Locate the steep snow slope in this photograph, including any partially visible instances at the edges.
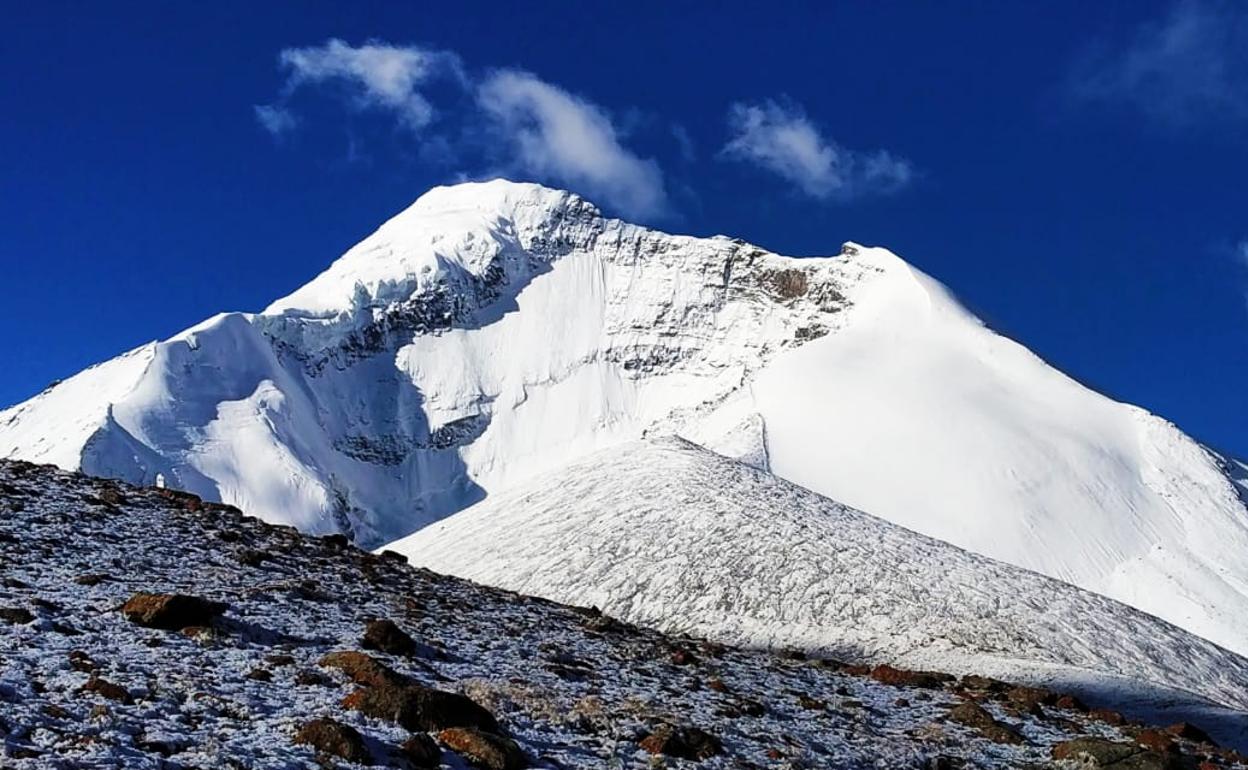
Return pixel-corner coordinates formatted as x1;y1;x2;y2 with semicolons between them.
3;179;1248;656
0;181;859;545
738;252;1248;655
391;437;1248;723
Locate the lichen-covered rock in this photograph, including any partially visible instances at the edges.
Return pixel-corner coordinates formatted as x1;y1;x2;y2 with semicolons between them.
318;650;408;687
438;727;527;769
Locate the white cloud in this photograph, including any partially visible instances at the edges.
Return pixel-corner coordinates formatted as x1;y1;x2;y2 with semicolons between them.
254;104;297;136
264;39;463;132
1237;240;1248;267
476;70;667;218
1072;0;1248;124
671;124;696;162
721;99;912;200
256;41;668;218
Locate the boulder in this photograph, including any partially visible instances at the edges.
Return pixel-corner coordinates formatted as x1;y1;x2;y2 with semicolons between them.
0;607;34;624
947;701;1023;745
399;734;441;767
80;675;132;704
120;593;227;630
438;727;527;769
318;650;408;688
1165;722;1215;746
343;683;498;733
1055;693;1090;712
639;724;722;761
870;664;953;689
959;674;1008;693
1005;685;1054;710
362;619;419;657
1133;729;1177;754
1051;738;1178;769
293;718;371;765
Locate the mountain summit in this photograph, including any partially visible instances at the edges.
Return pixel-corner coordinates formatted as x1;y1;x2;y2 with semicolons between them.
4;179;1248;656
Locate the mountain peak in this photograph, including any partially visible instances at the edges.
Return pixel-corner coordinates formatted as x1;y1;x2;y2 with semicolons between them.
8;183;1248;664
406;178;599;221
263;179;603;318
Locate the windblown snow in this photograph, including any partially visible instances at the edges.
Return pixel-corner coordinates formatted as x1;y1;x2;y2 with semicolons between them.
391;437;1248;723
4;179;1248;661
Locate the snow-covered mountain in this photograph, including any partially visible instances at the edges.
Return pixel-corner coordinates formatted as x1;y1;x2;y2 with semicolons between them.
391;437;1248;723
4;179;1248;658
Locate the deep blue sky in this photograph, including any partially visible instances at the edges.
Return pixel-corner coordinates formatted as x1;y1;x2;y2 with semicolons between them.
3;2;1247;453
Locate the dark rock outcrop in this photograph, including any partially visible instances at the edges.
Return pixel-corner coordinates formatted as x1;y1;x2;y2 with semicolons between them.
120;593;227;630
293;718;371;764
639;724;722;761
343;683;498;733
362;618;419;657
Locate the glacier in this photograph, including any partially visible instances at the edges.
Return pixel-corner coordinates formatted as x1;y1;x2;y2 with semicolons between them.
390;437;1248;730
4;179;1248;660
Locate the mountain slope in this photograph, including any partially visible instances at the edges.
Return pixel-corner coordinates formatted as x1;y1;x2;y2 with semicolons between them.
14;461;1248;768
390;437;1248;726
3;179;1248;657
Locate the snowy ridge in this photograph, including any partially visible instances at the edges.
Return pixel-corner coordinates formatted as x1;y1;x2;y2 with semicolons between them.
0;180;865;546
391;437;1248;718
4;179;1248;658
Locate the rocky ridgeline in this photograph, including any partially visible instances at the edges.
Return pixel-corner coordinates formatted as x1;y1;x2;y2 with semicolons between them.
0;460;1244;769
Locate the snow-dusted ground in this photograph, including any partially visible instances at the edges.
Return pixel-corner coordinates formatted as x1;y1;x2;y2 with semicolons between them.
392;437;1248;738
5;179;1248;660
4;459;1247;768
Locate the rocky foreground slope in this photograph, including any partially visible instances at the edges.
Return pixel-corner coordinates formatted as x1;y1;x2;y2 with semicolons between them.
3;460;1248;769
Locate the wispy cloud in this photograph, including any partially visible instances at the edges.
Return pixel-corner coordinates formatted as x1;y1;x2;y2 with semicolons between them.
254;104;297;136
721;99;912;200
1071;0;1248;125
476;70;666;219
671;124;696;163
258;39;463;135
256;40;666;218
